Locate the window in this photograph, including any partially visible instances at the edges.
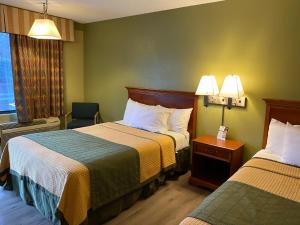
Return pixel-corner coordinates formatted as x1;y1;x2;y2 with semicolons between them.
0;33;15;114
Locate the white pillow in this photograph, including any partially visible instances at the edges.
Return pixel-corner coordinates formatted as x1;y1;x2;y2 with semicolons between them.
130;106;169;133
265;119;286;155
158;105;192;135
282;123;300;167
123;98;137;126
170;108;193;134
123;99;156;126
123;99;169;132
157;105;174;130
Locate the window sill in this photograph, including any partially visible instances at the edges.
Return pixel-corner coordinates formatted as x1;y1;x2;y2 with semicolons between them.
0;113;17;124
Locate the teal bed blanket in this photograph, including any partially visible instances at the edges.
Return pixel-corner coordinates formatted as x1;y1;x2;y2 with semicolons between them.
190;181;300;225
186;157;300;225
25;129;140;210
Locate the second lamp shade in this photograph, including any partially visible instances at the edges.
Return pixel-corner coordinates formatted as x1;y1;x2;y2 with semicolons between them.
220;75;244;98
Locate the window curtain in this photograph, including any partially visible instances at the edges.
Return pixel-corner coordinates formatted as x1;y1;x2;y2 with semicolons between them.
0;5;5;33
10;34;64;123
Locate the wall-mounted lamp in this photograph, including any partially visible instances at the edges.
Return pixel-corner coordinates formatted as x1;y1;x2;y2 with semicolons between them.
195;74;247;126
196;75;219;107
219;75;245;109
219;74;245;126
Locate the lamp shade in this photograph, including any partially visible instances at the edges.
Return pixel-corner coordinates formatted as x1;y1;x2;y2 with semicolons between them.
28;19;61;40
196;75;219;96
220;75;244;98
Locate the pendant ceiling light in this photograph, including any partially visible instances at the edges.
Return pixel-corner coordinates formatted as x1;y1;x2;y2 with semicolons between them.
28;0;61;40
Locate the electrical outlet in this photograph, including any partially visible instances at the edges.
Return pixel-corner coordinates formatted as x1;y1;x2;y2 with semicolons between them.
208;96;226;105
233;97;247;107
208;96;247;108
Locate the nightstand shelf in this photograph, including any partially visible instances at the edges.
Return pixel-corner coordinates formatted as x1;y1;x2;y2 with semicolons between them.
193;151;230;163
189;135;244;190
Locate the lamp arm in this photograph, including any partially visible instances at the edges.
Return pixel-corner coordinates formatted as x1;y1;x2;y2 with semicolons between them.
227;97;233;109
204;95;209;107
221;105;225;126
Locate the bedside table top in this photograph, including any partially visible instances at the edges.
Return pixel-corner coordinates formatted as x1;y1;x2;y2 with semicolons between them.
193;135;244;151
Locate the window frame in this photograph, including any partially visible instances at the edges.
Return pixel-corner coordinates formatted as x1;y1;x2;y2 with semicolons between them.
0;110;16;115
0;32;16;114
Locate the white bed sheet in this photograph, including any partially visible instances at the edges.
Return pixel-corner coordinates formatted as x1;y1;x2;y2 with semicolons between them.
253;149;282;162
115;120;190;151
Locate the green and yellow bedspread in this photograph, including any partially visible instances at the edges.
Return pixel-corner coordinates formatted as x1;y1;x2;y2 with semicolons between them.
180;157;300;225
0;122;176;225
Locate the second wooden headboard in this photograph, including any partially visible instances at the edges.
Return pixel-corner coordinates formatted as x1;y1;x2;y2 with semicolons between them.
126;87;198;139
262;98;300;148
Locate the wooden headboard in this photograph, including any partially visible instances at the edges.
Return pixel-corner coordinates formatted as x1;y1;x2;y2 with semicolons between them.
126;87;198;139
262;98;300;148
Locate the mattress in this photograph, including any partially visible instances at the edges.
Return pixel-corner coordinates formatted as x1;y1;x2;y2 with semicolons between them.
180;150;300;225
0;122;176;225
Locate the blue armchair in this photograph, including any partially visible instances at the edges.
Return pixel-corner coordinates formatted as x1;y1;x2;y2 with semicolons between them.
65;102;102;129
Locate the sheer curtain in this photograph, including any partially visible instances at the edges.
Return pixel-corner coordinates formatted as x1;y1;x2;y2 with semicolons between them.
10;34;64;123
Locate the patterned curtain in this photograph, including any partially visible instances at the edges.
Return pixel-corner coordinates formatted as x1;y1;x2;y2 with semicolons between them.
10;34;64;123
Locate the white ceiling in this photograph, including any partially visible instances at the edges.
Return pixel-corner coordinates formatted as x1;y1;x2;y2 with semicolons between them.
0;0;224;23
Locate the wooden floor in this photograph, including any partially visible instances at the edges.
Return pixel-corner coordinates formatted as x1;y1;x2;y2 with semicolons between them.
0;172;210;225
0;186;53;225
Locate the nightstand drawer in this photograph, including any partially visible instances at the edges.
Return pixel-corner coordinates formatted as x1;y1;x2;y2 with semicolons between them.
194;144;231;162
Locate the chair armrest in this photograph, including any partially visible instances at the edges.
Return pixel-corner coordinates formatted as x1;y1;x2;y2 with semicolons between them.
64;112;72;129
94;112;99;124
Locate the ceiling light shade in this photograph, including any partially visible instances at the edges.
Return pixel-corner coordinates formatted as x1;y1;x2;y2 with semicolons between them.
220;75;244;98
28;0;61;40
196;75;219;96
28;19;61;40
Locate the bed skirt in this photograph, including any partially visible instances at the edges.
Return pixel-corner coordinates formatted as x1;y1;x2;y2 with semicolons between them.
175;147;191;174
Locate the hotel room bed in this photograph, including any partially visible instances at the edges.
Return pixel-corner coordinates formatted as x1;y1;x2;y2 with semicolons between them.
0;87;198;225
180;99;300;225
180;153;300;225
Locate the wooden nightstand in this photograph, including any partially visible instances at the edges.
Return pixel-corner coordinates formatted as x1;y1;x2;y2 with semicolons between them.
189;135;244;190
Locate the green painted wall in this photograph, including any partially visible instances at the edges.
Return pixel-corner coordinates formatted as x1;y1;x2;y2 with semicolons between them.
64;29;85;112
83;0;300;160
